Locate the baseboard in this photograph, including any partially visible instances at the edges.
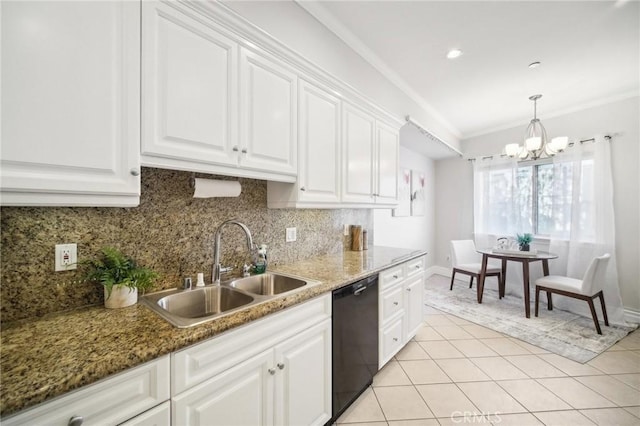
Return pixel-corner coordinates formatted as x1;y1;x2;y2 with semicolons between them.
624;308;640;324
425;266;449;278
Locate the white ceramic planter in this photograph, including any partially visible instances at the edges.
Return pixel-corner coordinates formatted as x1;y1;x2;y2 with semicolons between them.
104;285;138;309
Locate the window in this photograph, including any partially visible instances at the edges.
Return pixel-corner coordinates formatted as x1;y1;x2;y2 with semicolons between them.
474;156;595;241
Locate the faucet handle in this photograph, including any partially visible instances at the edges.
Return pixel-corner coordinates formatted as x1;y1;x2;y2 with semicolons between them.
242;263;252;277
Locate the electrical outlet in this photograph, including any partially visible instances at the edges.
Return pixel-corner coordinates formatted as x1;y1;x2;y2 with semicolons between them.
285;227;297;242
55;243;77;271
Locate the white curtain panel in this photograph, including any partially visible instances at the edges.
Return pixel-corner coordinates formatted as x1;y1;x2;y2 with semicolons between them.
472;136;626;325
548;136;625;325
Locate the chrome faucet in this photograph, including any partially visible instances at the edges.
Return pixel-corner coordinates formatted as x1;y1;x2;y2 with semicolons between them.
212;219;256;284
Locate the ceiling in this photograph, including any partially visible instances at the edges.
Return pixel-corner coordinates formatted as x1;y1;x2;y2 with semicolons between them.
299;1;640;141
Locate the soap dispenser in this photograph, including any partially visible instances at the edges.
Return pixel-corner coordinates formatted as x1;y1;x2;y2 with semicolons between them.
254;244;268;274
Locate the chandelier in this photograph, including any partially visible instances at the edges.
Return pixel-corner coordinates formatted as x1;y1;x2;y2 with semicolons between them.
505;94;569;160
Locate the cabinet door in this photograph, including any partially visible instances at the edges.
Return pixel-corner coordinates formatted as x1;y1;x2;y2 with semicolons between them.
141;1;238;167
376;122;400;205
240;48;297;176
274;319;331;426
297;80;341;203
173;350;275;426
342;103;375;203
1;0;140;207
404;276;425;341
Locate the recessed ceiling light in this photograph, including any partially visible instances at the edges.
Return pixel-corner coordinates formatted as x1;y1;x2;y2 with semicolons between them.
446;49;463;59
528;61;541;69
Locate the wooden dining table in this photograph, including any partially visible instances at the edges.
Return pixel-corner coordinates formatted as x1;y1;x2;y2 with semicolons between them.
476;248;558;318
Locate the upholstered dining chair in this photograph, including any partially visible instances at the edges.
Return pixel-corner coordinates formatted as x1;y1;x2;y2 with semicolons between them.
535;253;610;335
450;240;502;292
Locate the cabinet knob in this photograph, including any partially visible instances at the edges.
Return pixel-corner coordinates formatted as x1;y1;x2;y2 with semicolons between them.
68;416;84;426
407;288;412;292
300;187;306;192
232;146;239;152
393;274;398;279
241;148;248;154
268;368;276;375
393;337;398;342
277;363;285;370
393;301;399;306
130;168;140;176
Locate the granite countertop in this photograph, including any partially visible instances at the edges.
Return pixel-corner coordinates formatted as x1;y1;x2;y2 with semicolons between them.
0;246;426;417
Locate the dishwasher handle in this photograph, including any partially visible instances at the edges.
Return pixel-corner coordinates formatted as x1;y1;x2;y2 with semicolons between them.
353;286;367;296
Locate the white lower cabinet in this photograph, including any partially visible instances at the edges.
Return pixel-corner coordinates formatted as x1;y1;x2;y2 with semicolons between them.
379;256;426;368
172;295;332;426
1;356;170;426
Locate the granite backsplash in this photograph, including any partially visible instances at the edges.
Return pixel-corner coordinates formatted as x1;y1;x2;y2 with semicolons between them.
0;168;372;323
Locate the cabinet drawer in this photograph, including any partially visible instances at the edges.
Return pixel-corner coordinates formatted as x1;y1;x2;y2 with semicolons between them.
379;266;405;290
380;285;404;324
172;294;331;395
405;256;426;278
2;356;170;426
120;401;170;426
379;317;404;368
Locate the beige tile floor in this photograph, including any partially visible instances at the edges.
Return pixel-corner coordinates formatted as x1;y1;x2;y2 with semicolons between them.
336;305;640;426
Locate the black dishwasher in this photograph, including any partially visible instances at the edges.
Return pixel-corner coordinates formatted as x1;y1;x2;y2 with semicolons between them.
330;274;379;422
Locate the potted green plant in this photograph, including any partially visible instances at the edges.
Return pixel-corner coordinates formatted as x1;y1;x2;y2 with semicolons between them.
516;233;533;251
84;247;158;309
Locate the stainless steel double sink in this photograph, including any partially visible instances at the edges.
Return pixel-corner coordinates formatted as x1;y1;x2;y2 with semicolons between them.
141;272;320;328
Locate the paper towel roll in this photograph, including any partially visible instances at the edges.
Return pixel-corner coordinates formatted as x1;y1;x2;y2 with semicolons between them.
193;178;241;198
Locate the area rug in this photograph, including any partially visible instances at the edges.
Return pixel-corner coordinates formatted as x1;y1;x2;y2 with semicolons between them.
424;274;637;363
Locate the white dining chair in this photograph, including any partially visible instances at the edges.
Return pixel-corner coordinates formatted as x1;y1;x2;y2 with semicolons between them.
450;240;502;292
535;253;610;335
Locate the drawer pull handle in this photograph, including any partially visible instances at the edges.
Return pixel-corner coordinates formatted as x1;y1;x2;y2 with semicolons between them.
415;265;421;269
300;187;306;191
406;288;412;292
277;363;285;370
393;274;398;279
232;146;239;152
68;416;84;426
393;301;399;306
268;368;276;375
393;337;398;342
241;148;248;154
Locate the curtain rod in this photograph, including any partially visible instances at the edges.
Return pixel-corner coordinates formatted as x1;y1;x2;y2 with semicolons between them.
467;135;612;162
404;116;463;157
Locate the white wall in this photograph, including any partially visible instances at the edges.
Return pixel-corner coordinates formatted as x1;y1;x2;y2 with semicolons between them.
434;96;640;312
221;0;460;148
373;145;436;266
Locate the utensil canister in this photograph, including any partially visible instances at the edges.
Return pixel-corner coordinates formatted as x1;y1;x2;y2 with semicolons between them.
350;225;363;251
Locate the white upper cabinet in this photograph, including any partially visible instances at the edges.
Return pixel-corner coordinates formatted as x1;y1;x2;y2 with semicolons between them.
141;1;296;182
375;121;400;206
239;48;297;176
141;1;238;168
341;103;376;204
0;0;141;207
267;79;341;208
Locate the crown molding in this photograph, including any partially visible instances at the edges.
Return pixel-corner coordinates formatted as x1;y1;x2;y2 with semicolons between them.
463;90;640;140
295;0;462;140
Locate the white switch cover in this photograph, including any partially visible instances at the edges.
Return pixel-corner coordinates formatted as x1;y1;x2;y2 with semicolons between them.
343;224;350;236
285;227;297;242
55;243;77;271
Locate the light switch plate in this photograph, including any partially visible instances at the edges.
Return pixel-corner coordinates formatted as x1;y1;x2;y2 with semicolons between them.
285;227;297;242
